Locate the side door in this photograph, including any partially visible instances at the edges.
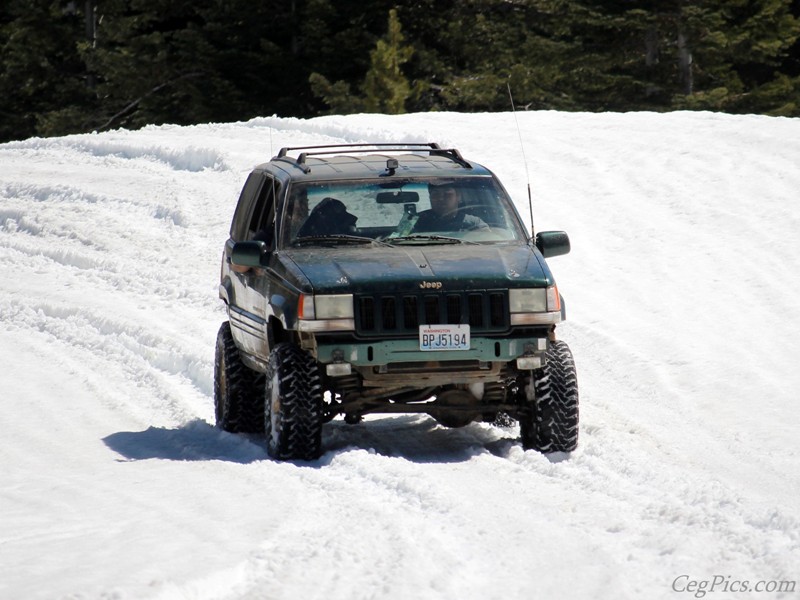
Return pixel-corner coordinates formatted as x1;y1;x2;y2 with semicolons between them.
226;172;280;359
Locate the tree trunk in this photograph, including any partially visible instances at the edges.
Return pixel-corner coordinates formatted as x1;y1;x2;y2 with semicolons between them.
677;24;693;95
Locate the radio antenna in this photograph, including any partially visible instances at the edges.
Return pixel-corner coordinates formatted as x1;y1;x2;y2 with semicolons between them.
507;83;535;236
269;123;274;158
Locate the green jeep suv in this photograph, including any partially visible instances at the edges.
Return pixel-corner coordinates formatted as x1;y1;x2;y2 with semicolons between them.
215;143;578;460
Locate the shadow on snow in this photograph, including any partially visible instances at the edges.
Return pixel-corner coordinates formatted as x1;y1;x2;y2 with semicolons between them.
102;415;567;466
102;419;266;464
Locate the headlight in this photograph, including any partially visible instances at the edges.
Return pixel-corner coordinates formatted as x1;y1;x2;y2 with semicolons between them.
312;294;354;319
509;286;561;325
298;294;355;331
509;288;547;313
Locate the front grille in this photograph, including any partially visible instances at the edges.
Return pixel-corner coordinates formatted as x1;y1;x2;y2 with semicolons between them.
355;290;508;337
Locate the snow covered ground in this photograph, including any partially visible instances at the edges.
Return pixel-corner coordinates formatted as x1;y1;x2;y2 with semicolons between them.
1;110;799;600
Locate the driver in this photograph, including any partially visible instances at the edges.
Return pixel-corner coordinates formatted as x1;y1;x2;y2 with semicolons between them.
411;183;488;233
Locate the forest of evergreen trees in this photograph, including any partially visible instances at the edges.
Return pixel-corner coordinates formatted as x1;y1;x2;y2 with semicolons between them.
2;0;799;143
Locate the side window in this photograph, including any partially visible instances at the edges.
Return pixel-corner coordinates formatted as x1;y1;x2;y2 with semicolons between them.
246;177;279;247
230;173;265;241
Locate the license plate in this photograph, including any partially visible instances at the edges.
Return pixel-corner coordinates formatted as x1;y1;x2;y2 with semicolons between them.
419;324;470;351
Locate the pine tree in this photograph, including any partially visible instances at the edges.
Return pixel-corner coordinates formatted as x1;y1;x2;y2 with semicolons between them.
523;0;800;114
674;0;800;114
71;0;302;132
0;0;92;141
362;9;413;113
80;0;237;131
3;0;800;142
408;0;581;111
310;7;414;114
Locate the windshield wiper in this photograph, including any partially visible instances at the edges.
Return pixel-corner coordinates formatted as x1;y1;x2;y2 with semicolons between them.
386;234;478;245
292;234;390;247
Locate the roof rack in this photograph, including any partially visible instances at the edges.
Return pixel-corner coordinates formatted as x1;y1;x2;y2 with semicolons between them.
273;143;472;171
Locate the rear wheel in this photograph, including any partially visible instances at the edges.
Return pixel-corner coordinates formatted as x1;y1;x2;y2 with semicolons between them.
214;322;265;433
265;343;324;460
519;340;579;453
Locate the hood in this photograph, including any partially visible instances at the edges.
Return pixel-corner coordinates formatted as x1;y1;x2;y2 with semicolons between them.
280;242;554;294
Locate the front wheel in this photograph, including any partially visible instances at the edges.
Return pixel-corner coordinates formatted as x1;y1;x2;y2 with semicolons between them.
265;343;324;460
519;340;579;453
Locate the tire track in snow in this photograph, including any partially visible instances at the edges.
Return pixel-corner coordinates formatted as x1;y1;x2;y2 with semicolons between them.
505;438;800;587
1;173;221;428
2;135;229;172
3;113;800;600
0;297;212;423
158;443;521;600
537;321;800;588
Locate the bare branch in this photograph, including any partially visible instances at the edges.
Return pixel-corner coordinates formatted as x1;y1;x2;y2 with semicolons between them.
96;71;204;132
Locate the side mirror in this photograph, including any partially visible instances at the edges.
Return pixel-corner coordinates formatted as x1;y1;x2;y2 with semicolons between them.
231;240;268;268
535;230;570;258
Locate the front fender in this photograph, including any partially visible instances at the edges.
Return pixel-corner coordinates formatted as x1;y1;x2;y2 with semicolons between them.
267;289;299;332
219;278;233;305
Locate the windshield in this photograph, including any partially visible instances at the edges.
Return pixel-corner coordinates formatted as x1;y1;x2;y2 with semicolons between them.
278;177;527;247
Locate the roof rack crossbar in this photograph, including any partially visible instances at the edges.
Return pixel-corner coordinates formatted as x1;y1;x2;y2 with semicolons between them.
272;156;311;174
277;143;440;159
275;143;471;169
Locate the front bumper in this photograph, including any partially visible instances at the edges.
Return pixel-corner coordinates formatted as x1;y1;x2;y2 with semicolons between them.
316;336;545;365
312;336;548;386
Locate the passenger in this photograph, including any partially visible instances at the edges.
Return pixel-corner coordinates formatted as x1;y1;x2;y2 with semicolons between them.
296;197;358;238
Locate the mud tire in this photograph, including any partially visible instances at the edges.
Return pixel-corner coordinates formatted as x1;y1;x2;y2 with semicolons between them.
214;322;265;433
265;343;324;460
519;340;579;453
